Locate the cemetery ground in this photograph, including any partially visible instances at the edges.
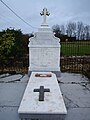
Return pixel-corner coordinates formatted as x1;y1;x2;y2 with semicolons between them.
0;73;90;120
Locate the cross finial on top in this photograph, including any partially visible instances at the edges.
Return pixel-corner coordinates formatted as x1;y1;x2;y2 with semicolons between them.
40;8;50;26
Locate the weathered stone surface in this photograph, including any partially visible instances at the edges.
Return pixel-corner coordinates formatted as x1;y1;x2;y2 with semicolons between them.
65;108;90;120
0;74;28;108
0;107;19;120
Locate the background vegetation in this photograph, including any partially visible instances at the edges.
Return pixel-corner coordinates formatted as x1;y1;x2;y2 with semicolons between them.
0;28;30;66
52;21;90;40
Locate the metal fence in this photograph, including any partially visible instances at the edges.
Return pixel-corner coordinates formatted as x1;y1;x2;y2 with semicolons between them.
61;56;90;72
60;41;90;78
61;41;90;56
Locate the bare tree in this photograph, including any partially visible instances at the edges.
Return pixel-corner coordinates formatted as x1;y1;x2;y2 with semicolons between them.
66;22;76;37
60;25;65;35
52;24;61;37
76;22;85;40
52;21;90;40
84;25;90;40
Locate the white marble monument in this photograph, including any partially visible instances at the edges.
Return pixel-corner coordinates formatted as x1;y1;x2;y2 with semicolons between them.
28;8;60;77
18;8;67;120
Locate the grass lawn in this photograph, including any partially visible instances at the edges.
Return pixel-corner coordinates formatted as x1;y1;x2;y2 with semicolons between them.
61;41;90;56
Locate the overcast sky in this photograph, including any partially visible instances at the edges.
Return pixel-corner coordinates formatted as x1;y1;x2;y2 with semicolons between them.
0;0;90;33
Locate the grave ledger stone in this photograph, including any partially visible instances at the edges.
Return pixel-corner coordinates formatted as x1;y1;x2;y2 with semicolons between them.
28;8;61;77
18;72;67;120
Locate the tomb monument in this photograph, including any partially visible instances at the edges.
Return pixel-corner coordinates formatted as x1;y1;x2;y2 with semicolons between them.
18;8;67;120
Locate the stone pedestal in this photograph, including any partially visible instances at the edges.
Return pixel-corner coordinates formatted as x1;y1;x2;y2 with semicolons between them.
28;26;60;77
18;72;67;120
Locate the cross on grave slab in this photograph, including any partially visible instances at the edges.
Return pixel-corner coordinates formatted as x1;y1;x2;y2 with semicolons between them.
18;72;67;120
34;86;50;101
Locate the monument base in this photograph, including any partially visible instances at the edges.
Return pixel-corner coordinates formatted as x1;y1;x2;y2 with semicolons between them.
19;113;66;120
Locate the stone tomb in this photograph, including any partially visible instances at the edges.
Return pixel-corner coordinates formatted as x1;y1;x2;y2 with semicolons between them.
28;8;60;77
18;8;67;120
18;72;67;120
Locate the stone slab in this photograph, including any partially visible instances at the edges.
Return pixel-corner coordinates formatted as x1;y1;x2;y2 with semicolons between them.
60;84;90;108
0;74;23;82
58;73;89;83
0;107;19;120
65;108;90;120
0;74;28;107
0;83;27;106
18;72;67;120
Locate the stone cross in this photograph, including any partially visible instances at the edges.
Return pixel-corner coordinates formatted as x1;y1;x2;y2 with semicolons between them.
40;8;50;25
34;86;50;101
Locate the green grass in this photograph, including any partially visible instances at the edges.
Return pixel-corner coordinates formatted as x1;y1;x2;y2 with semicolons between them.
61;41;90;56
